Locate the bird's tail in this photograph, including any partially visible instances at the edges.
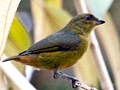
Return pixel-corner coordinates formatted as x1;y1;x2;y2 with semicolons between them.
2;55;19;62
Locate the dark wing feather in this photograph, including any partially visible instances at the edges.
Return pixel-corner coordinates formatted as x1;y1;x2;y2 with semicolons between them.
19;31;81;55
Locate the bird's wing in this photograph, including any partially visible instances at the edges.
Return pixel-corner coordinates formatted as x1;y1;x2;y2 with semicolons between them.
19;32;81;55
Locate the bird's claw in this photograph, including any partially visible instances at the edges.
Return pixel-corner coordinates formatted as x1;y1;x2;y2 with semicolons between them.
53;73;59;79
72;79;80;89
53;71;80;89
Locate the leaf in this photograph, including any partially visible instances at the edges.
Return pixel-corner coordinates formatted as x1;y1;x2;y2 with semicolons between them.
4;15;31;56
0;0;22;89
0;0;21;59
4;15;31;75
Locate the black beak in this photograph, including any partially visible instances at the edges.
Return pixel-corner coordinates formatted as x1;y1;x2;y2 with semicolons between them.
96;20;105;25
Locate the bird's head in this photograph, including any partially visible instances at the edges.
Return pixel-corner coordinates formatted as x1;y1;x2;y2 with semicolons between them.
66;13;105;36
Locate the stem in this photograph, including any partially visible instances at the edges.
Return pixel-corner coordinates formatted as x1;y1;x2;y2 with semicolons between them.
74;0;114;90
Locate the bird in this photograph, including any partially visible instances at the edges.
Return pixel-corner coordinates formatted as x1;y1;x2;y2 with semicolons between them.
2;13;105;88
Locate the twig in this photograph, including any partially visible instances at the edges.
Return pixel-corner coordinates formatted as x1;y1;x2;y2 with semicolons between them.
58;71;97;90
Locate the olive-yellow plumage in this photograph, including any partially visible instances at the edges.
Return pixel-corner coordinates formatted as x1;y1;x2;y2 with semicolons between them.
3;13;105;71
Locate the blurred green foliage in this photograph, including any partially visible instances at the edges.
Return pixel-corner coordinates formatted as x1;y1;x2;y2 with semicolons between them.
4;15;31;56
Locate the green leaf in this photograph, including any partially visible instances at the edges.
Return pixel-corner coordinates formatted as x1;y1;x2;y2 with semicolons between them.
85;0;113;18
4;15;32;73
4;15;31;56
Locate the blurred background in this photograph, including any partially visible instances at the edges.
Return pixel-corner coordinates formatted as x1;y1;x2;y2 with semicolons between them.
1;0;120;90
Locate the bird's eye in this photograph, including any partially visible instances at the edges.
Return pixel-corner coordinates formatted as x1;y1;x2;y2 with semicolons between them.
84;15;91;20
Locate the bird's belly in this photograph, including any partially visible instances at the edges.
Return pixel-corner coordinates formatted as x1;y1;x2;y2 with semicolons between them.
37;43;88;70
39;51;81;70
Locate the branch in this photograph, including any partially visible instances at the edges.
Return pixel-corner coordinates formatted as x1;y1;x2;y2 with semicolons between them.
59;71;97;90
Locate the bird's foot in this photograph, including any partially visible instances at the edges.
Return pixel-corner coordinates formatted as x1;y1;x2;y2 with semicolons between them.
53;70;80;89
72;79;80;89
52;72;59;79
59;71;80;89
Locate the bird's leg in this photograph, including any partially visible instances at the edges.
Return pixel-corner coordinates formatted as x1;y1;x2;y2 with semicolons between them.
52;70;80;89
58;71;80;89
52;70;59;79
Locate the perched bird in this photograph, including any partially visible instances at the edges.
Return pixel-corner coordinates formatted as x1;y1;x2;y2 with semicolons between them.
2;13;105;88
